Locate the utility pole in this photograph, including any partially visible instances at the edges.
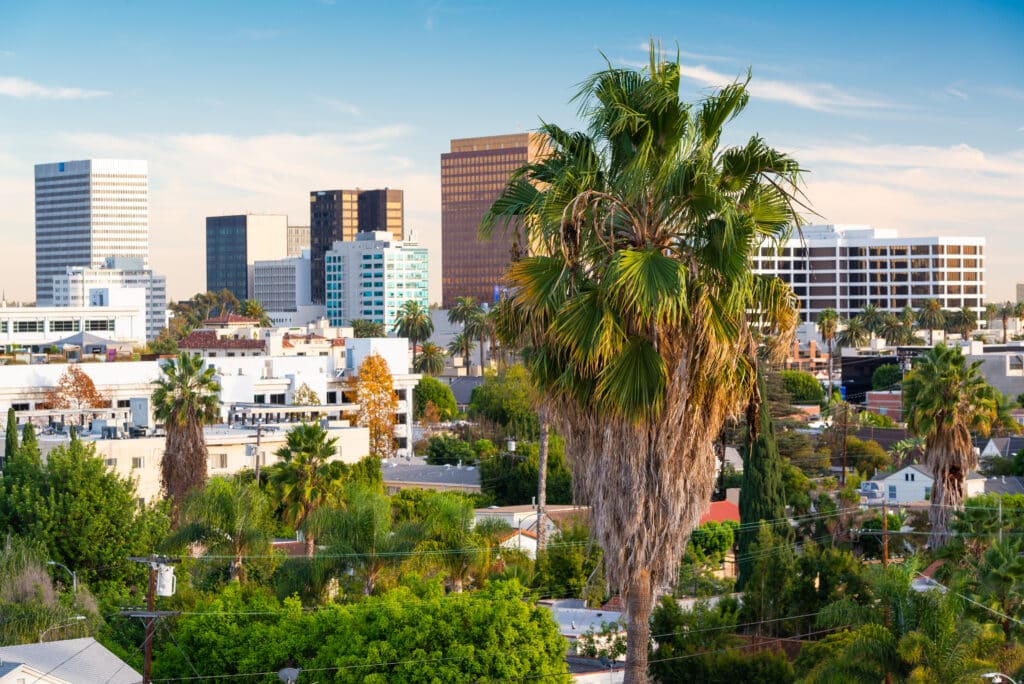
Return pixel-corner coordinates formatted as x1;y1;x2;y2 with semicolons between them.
998;497;1003;545
840;403;850;486
122;556;180;684
882;499;892;684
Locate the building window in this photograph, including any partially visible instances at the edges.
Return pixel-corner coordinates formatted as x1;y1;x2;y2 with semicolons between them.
924;486;932;500
13;320;44;333
270;393;286;404
131;456;144;469
326;391;338;404
104;458;118;467
253;394;266;404
86;319;115;332
888;485;897;499
210;453;228;469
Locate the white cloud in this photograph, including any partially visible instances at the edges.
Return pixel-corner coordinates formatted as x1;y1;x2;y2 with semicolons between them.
0;76;109;99
945;87;968;101
0;127;443;304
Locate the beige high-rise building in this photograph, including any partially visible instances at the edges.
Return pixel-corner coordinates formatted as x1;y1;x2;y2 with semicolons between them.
287;224;310;257
441;133;548;308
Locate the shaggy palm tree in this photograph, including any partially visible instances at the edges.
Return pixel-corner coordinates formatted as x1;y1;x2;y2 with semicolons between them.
413;342;446;376
817;308;839;403
268;422;346;557
480;45;802;681
446;331;476;372
152;352;221;521
984;302;999;331
165;477;274;582
917;299;946;345
392;300;434;367
879;313;918;346
463;307;493;372
836;316;870;349
903;344;999;547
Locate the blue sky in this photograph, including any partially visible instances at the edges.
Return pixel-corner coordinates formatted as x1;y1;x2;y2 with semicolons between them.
1;0;1022;303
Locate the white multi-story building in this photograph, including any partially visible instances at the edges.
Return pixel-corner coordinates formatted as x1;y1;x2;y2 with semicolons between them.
325;231;429;329
35;159;149;305
252;251;313;315
752;224;986;324
51;257;167;340
0;300;147;350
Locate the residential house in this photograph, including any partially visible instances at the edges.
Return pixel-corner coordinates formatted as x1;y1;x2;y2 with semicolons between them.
0;638;141;684
863;464;987;504
381;461;481;495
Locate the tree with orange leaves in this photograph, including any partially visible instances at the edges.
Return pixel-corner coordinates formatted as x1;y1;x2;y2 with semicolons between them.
45;365;108;411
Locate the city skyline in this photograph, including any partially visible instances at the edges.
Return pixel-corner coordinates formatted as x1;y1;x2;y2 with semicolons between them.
1;1;1022;304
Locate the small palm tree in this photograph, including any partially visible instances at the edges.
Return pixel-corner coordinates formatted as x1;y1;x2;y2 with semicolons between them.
240;299;272;327
998;300;1016;344
164;477;274;582
447;296;482;329
984;302;1000;331
446;331;476;372
836;316;870;349
917;299;946;345
268;423;346;557
414;342;446;376
859;304;885;341
411;494;487;593
152;352;221;522
817;308;839;403
903;344;999;547
392;300;434;367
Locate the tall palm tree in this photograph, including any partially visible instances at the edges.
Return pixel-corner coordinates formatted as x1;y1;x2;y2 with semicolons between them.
268;422;346;557
413;342;446;376
1015;301;1024;340
917;299;946;345
859;303;885;341
836;316;870;349
152;352;221;521
463;307;493;372
392;300;434;367
448;297;486;371
903;344;999;547
879;313;917;346
997;300;1016;344
480;44;802;681
984;302;1000;332
817;308;839;403
164;477;274;582
446;331;475;372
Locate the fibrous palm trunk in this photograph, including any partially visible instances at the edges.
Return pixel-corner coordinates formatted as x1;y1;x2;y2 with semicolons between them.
536;414;549;553
926;429;976;549
162;419;208;524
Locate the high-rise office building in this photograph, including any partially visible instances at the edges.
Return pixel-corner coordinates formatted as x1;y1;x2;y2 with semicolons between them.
205;214;288;302
440;133;548;308
34;159;149;305
309;188;404;304
751;224;986;324
52;256;167;340
287;224;310;257
252;252;312;313
324;232;428;329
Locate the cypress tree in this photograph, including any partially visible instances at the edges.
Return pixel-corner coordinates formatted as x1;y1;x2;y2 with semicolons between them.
4;407;17;461
736;371;788;589
20;422;39;461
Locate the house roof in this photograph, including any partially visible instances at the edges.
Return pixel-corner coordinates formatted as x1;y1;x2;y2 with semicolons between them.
700;500;740;525
382;462;481;488
872;464;932;482
499;529;538;543
203;313;260;326
179;330;266;350
448;376;485;405
0;638;141;684
984;436;1024;458
984;475;1024;496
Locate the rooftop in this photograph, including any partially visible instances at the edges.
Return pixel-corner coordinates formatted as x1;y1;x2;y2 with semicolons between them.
0;638;141;684
382;461;481;487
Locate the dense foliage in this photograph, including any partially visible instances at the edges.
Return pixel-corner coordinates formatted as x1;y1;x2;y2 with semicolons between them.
413;376;458;421
479;435;573;506
778;370;824;404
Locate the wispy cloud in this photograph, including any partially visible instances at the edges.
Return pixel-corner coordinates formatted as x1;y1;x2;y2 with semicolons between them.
313;95;361;116
0;76;109;99
945;87;968;101
0;50;13;58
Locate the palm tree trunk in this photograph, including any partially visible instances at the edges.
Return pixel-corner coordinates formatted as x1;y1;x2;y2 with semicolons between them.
929;456;966;549
479;334;486;372
1002;316;1009;344
536;413;549;553
411;336;418;368
304;533;316;558
231;554;243;582
826;339;834;404
623;569;652;684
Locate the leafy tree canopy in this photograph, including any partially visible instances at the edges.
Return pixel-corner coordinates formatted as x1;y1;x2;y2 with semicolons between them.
413;376;457;421
350;319;386;338
467;365;537;436
778;370;824;404
871;363;903;391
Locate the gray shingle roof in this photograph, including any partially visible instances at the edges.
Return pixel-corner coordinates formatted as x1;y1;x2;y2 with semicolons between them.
381;462;481;487
0;638;141;684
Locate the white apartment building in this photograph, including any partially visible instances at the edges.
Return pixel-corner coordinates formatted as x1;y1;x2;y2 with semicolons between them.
752;225;986;324
51;256;167;340
252;250;314;322
35;159;149;305
325;232;429;329
0;300;147;350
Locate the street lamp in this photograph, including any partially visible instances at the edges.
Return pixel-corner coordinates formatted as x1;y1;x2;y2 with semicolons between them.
47;560;77;594
39;615;85;643
983;675;1019;684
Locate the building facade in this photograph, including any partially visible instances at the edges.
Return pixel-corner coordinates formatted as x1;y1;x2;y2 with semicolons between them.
51;257;167;340
287;224;310;257
440;133;548;308
205;214;288;302
324;232;428;329
751;225;986;324
0;301;147;350
252;252;312;313
309;188;404;304
35;159;149;305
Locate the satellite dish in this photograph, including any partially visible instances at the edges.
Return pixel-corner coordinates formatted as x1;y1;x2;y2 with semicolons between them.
278;668;301;683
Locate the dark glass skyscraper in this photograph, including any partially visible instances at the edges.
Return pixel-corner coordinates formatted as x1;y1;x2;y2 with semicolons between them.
309;188;403;304
205;214;288;302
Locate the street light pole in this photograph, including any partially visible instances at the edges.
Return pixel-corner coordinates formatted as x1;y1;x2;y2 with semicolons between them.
47;560;77;594
39;615;85;643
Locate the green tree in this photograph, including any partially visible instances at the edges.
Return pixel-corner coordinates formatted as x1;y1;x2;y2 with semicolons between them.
738;374;788;588
239;299;272;327
479;435;573;506
872;363;903;391
467;365;538;435
392;300;434;367
413;341;446;376
778;369;824;404
904;344;999;547
836;316;870;349
269;422;346;557
413;376;457;421
4;406;17;461
168;289;241;335
817;308;839;403
960;538;1024;639
859;303;885;340
917;299;946;345
880;312;919;346
997;300;1016;344
20;422;39;460
0;439;169;589
164;477;275;582
423;434;476;465
349;318;385;338
845;436;891;474
410;494;487;592
152;351;221;520
481;44;802;680
535;522;605;602
740;523;795;635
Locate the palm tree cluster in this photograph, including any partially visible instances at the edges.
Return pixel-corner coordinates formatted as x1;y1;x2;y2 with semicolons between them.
392;300;434;367
822;300;987;351
482;44;803;680
447;296;496;373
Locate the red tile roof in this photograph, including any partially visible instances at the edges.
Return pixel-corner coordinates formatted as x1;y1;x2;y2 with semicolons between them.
179;330;266;350
203;313;260;326
700;500;740;525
